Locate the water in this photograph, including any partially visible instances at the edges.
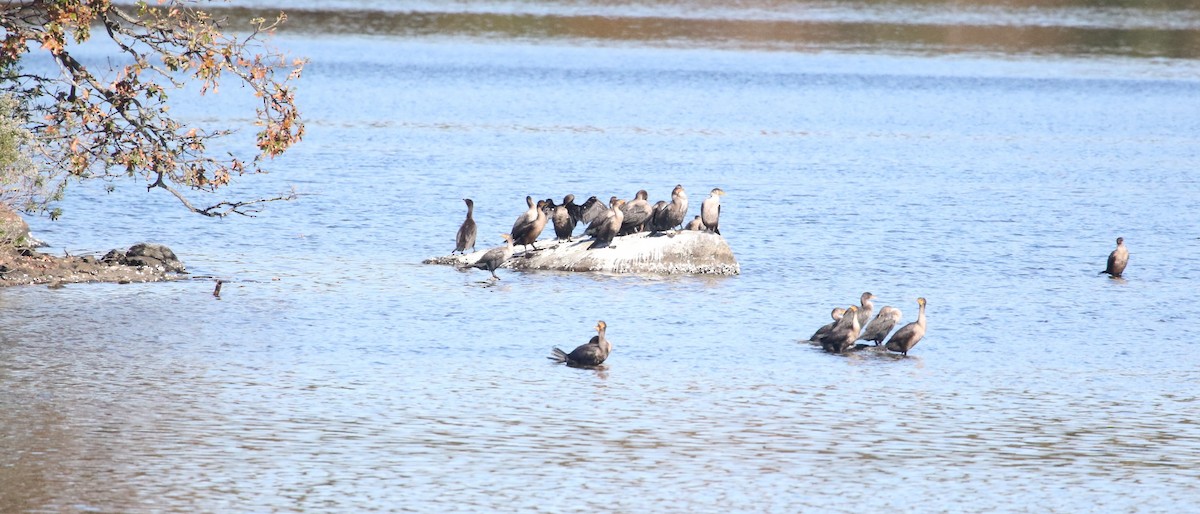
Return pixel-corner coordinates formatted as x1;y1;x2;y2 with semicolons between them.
3;1;1200;512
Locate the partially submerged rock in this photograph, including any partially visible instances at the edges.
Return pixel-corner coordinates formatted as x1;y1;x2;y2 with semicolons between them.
0;242;188;287
425;231;739;276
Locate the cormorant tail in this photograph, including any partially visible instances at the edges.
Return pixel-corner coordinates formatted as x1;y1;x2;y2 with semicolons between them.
548;347;568;363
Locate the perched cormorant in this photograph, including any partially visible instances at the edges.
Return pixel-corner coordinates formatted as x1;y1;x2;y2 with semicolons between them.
701;188;725;235
465;234;514;280
885;297;927;356
540;198;557;219
857;306;902;346
809;307;847;344
661;184;688;231
577;196;607;227
584;196;621;236
647;200;669;232
552;194;578;241
589;199;625;250
563;194;584;223
454;198;477;254
549;320;612;368
619;190;653;235
1101;237;1128;277
822;305;861;354
511;196;547;252
685;216;705;231
855;292;876;329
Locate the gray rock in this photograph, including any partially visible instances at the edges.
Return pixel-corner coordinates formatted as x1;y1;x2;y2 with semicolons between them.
124;242;186;272
426;231;739;276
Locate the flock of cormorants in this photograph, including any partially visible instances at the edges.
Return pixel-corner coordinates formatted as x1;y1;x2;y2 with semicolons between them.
448;187;1132;367
454;185;727;280
804;293;927;356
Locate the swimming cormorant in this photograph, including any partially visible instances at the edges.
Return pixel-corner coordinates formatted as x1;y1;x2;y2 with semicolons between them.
549;320;612;368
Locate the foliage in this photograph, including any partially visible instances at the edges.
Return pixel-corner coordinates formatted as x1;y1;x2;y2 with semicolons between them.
0;0;305;217
0;94;58;217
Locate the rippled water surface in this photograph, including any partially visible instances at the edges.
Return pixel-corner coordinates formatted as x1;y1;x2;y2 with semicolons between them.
3;1;1200;512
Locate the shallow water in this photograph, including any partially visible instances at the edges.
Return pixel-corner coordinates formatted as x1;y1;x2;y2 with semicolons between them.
3;1;1200;512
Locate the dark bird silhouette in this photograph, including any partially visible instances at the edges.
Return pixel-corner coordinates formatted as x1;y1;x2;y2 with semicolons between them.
647;200;670;232
454;198;477;254
549;320;612;368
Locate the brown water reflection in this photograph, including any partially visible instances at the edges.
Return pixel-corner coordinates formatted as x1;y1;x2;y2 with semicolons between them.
205;1;1200;58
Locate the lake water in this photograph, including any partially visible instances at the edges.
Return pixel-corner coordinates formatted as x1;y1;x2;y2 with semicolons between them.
3;1;1200;512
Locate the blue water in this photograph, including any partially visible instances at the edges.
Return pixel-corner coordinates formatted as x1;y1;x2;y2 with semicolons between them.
3;3;1200;512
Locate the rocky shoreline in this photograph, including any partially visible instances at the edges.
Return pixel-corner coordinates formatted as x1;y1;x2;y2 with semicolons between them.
0;242;189;288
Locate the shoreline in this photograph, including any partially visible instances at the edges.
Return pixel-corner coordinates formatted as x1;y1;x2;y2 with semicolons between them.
0;243;189;288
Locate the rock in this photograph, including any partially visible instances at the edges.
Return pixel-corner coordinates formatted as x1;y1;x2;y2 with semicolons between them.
1;242;188;288
425;231;740;275
0;203;32;246
124;242;186;272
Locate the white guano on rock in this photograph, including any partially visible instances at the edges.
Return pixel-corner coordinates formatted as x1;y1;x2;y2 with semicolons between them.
425;231;739;276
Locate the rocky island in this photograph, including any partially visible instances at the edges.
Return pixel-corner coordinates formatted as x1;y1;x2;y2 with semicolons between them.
425;231;740;276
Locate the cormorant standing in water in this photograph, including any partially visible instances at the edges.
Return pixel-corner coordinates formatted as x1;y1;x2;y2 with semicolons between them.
857;306;902;346
809;307;847;345
855;292;876;330
823;305;861;354
1101;237;1128;277
885;297;927;356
